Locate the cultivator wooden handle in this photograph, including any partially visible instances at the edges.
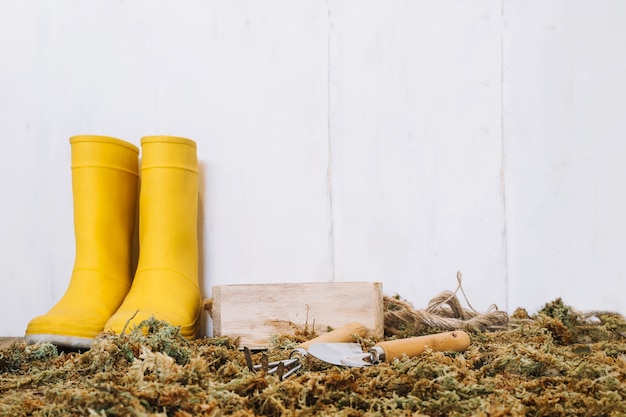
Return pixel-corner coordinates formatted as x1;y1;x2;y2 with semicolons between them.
299;322;368;350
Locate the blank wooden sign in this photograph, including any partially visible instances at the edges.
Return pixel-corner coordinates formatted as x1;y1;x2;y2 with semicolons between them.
209;282;384;349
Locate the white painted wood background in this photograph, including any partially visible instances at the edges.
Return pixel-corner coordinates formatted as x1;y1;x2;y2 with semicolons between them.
1;0;625;337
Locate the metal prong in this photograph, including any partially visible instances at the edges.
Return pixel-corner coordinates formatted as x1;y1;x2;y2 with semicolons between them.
281;363;302;380
276;361;285;379
244;347;257;372
265;358;294;374
278;358;299;369
265;357;303;379
243;350;304;380
265;360;285;369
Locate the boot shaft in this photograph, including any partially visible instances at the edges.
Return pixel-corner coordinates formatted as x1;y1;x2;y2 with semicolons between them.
70;135;139;276
137;136;199;285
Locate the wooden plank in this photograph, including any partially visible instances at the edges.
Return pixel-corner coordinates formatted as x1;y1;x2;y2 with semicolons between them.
210;282;384;349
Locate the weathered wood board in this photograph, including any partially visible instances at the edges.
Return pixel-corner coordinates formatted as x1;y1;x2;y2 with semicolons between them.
209;282;384;349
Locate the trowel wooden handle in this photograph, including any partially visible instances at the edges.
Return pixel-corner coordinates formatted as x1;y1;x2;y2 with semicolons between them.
376;330;470;362
299;322;368;350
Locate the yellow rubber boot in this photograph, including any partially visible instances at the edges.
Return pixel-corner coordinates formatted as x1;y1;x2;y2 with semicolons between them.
25;135;139;348
105;136;201;339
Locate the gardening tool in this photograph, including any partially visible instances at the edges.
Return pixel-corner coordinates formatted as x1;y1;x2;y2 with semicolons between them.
308;330;470;367
25;135;139;349
244;322;368;380
104;136;202;339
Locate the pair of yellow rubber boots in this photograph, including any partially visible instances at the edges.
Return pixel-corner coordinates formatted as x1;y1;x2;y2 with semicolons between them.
25;135;201;349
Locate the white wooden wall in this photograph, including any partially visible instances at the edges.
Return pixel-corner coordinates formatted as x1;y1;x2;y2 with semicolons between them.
1;1;625;337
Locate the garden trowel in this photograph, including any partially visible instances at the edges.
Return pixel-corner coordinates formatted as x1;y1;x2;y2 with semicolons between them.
308;330;470;367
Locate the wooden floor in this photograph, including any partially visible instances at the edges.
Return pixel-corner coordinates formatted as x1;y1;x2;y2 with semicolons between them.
0;337;23;350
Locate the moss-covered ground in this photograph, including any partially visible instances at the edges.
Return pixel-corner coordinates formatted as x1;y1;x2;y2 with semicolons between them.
2;298;626;416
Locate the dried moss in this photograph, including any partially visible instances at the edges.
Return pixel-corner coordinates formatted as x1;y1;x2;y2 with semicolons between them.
0;341;58;373
2;302;626;416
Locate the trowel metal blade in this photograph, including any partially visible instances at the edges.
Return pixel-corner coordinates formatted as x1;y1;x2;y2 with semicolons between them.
307;342;369;366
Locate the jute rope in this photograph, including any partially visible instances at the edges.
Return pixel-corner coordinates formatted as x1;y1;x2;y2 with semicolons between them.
384;272;509;335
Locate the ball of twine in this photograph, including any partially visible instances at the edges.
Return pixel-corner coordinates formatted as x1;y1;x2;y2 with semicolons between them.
384;271;509;336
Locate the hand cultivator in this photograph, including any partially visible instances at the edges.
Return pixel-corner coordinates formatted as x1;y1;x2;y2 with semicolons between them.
244;322;367;379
